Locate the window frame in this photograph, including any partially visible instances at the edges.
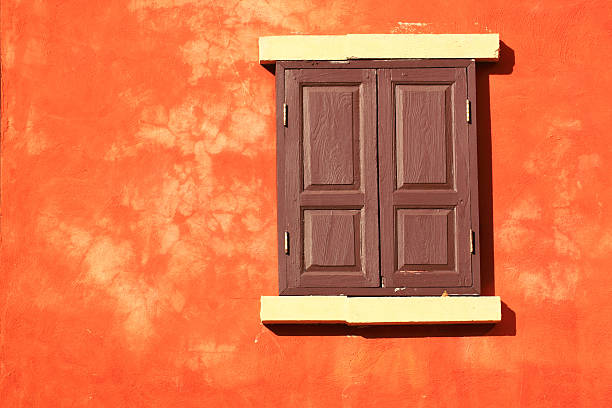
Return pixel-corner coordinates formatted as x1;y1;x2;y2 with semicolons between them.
275;59;480;296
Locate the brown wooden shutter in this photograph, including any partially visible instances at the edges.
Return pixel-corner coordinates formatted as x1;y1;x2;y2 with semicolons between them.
281;68;379;293
378;67;477;293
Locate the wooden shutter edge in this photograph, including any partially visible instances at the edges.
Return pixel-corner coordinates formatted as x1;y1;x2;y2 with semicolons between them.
467;60;482;295
276;62;288;294
279;287;481;296
277;59;473;69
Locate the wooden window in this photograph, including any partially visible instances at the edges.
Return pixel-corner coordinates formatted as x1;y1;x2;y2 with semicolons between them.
276;60;480;296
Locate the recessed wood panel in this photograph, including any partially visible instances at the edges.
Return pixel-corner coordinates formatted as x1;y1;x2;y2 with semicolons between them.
303;86;360;190
395;84;453;190
304;210;361;271
396;208;454;270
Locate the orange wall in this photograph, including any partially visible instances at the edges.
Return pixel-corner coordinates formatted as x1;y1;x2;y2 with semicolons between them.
2;0;612;406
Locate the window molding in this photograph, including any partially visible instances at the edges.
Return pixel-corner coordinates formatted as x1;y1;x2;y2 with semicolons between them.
259;34;500;63
261;296;502;325
262;35;501;325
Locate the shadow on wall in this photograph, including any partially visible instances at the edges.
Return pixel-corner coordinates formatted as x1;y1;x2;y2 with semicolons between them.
478;41;515;298
265;42;516;338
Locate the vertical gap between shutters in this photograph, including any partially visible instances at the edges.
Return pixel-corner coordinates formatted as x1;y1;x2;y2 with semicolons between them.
465;66;473;257
374;68;383;288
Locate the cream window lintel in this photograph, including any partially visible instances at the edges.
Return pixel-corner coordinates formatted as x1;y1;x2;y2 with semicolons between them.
259;34;500;63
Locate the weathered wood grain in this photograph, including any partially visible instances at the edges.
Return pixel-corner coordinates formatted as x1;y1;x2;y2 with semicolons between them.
303;86;359;189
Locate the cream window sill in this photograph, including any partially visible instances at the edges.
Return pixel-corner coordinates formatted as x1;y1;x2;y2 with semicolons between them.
260;296;501;325
259;34;500;63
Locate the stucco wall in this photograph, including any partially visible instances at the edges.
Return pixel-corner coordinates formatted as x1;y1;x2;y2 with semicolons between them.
1;0;611;406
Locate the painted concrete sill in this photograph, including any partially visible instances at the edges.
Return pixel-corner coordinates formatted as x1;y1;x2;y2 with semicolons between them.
260;296;501;325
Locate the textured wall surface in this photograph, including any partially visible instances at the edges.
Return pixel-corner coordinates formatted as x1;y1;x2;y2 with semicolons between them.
1;0;612;406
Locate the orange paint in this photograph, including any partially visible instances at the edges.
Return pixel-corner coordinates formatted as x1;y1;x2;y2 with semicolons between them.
1;0;611;406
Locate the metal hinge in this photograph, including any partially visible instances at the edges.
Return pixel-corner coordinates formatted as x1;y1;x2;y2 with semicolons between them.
283;103;288;127
284;231;289;255
466;99;471;123
470;229;475;254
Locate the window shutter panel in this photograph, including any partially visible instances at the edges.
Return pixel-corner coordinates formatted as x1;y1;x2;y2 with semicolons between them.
378;67;477;292
281;68;379;292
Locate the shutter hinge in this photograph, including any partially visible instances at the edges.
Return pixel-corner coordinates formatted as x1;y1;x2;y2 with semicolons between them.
283;103;288;127
466;99;471;123
284;231;289;255
470;229;475;254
